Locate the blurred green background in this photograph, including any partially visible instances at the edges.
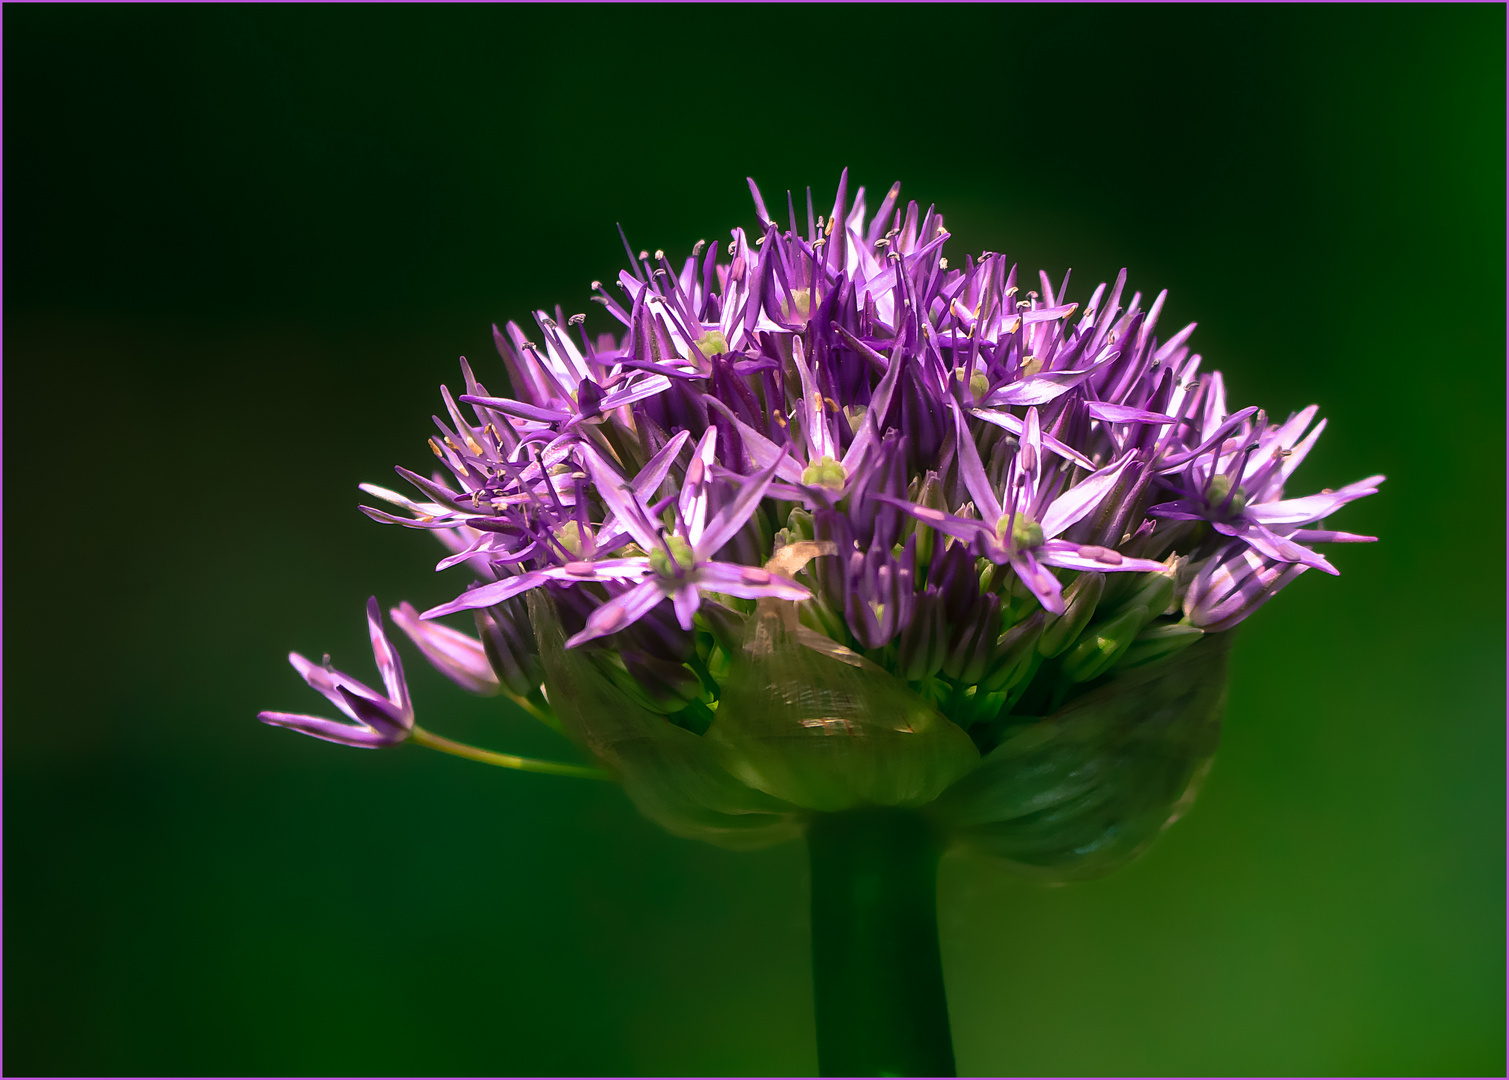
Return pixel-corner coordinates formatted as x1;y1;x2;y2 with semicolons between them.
4;5;1502;1076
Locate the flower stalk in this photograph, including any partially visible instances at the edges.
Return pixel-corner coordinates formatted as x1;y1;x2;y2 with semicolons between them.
808;809;955;1078
407;726;610;780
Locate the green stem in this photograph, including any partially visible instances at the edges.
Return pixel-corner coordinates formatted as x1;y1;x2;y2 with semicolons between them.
407;725;610;780
808;808;956;1078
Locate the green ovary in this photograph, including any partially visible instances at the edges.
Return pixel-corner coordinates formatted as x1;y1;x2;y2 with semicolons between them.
555;521;585;557
649;534;697;576
997;514;1044;552
802;456;848;491
1206;474;1248;515
693;329;729;360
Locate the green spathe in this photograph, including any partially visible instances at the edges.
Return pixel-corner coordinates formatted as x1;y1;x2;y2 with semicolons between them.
530;591;803;850
707;599;981;812
530;586;1231;870
932;633;1230;880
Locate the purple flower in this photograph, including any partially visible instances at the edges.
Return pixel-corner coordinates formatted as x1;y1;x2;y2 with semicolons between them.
261;172;1383;869
1148;395;1383;574
882;405;1167;615
415;430;810;646
258;597;413;748
555;431;810;646
1182;540;1310;632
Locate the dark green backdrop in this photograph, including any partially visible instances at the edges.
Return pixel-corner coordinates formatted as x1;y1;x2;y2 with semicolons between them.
4;5;1503;1076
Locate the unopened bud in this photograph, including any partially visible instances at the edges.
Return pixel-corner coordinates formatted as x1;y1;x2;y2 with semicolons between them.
620;651;706;713
476;602;545;700
909;472;947;566
1116;622;1205;670
1038;573;1105;658
980;611;1046;693
1062;604;1148;683
1111;567;1175;621
785;506;816;542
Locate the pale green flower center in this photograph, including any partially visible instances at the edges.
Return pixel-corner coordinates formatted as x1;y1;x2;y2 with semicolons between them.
1206;474;1248;515
784;288;811;322
693;329;729;360
997;514;1044;552
554;521;585;557
649;534;697;577
802;455;848;491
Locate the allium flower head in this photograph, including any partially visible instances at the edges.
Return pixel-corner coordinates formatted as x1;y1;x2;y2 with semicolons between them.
262;173;1382;877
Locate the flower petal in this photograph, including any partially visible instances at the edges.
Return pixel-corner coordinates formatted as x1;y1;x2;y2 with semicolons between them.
695;451;787;558
257;711;394;749
671;584;701;630
564;579;669;648
577;444;664;552
698;561;812;602
1040;454;1133;539
1246;475;1385;525
1012;550;1065;615
421;569;555;619
365;597;410;721
390;602;500;696
1037;540;1165;575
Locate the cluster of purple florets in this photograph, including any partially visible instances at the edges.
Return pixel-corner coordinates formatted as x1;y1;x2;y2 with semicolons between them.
262;174;1381;755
